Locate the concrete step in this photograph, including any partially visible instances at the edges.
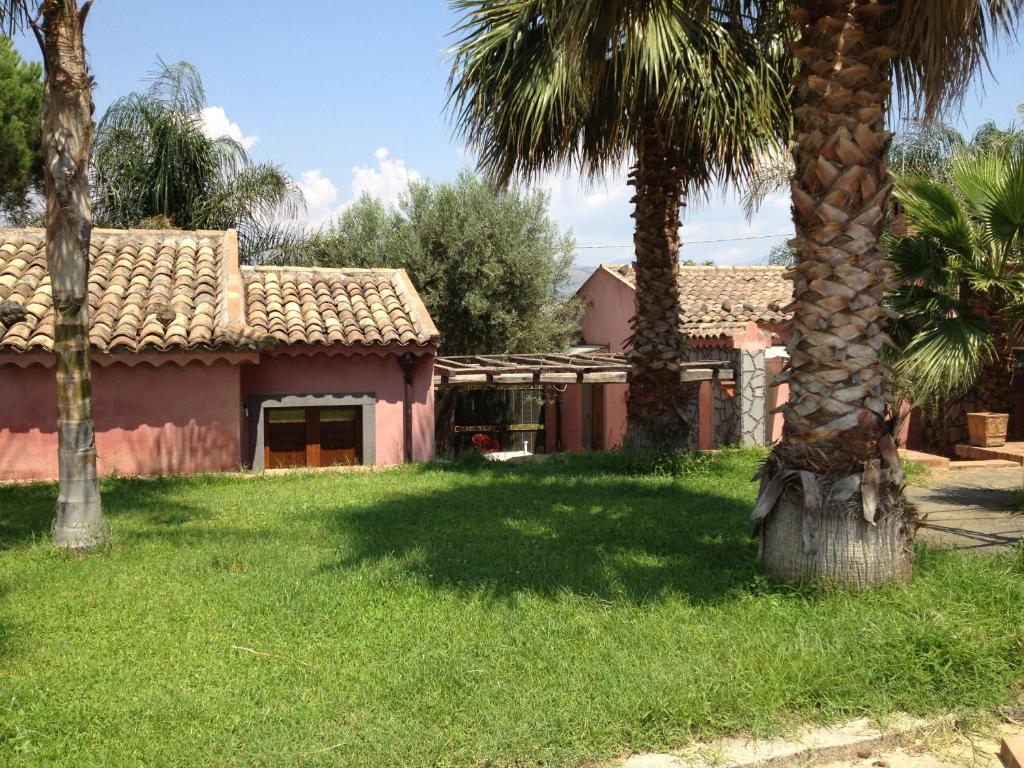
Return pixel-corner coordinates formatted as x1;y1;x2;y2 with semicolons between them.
948;459;1021;470
954;444;1024;464
899;449;950;469
1003;735;1024;768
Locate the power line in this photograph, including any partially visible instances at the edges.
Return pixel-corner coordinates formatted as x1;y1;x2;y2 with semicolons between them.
575;232;792;249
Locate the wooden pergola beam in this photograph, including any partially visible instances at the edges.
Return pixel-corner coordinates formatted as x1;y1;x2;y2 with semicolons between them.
432;351;734;387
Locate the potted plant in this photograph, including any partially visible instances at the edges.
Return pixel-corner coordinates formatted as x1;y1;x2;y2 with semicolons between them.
967;412;1010;448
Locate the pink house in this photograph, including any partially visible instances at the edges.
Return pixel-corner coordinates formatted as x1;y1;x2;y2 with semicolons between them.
574;263;793;449
0;227;439;481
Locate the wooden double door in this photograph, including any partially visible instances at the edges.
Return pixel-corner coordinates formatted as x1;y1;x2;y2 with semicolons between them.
264;406;361;469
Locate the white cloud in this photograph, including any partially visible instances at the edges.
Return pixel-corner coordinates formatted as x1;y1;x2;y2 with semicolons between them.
350;147;421;207
294;148;422;228
539;170;794;268
295;169;340;226
200;106;260;151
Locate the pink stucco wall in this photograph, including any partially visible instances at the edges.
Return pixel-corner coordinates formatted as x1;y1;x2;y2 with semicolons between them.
578;268;635;354
241;348;435;466
0;358;241;481
603;383;628;449
541;382;627;453
0;346;436;481
577;266;797;449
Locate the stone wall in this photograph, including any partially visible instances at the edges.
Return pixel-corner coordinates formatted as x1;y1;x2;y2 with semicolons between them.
682;344;771;448
737;349;768;447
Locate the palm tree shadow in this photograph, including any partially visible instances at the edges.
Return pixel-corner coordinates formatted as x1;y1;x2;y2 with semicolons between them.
322;462;760;605
0;475;213;551
0;482;54;551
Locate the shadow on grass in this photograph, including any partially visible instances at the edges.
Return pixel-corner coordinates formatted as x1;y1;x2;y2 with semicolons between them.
0;482;54;550
0;475;213;551
323;457;761;605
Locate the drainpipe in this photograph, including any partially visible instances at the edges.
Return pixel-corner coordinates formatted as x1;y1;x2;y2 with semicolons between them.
398;352;417;463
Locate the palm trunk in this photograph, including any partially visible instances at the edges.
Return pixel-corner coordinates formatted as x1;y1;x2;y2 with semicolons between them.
36;0;106;550
625;118;691;451
755;0;915;587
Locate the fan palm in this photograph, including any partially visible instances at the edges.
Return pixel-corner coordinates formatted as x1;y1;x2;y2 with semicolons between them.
92;60;304;262
753;0;1023;588
2;0;106;549
887;149;1024;415
447;0;790;450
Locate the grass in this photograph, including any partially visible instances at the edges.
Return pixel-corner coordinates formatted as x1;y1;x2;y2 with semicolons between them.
902;459;932;487
1;449;1022;767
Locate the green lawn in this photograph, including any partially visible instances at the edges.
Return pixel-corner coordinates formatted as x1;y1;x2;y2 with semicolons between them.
1;450;1022;767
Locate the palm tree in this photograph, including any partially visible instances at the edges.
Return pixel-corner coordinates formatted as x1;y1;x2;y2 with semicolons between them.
744;110;1024;216
2;0;106;549
447;0;790;450
753;0;1022;587
887;149;1024;416
92;60;304;262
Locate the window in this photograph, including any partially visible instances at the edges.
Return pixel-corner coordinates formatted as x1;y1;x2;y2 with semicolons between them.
263;406;362;469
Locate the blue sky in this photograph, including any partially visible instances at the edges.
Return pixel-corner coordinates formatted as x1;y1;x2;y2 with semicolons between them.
11;1;1024;267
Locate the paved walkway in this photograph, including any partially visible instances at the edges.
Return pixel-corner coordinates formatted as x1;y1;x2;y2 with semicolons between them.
909;467;1024;553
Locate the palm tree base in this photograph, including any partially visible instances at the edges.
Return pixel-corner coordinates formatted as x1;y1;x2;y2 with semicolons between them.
759;487;915;589
52;508;108;552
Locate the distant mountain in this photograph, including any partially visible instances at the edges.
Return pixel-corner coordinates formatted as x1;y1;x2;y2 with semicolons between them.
563;258;631;294
564;265;596;294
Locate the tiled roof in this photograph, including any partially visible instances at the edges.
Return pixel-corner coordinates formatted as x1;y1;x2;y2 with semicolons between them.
603;263;792;336
242;266;439;347
0;228;439;354
0;228;262;353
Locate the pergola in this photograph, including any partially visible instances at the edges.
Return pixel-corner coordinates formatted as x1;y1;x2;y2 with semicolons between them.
432;352;734;386
433;353;733;454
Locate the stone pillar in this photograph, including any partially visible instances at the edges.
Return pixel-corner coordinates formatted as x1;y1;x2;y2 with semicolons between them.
737;349;767;447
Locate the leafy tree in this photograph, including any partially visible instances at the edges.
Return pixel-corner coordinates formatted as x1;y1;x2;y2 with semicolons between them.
887;148;1024;415
765;241;795;267
291;172;580;356
91;60;304;261
2;0;106;549
446;0;790;451
889;113;1024;179
754;0;1022;589
0;35;42;224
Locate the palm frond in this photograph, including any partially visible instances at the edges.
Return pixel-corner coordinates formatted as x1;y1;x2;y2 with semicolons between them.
894;314;994;403
888;135;1024;405
888;119;967;177
893;173;976;259
144;58;206;115
446;0;791;189
982;151;1024;248
0;1;30;36
742;147;792;218
91;58;307;255
891;0;1023;119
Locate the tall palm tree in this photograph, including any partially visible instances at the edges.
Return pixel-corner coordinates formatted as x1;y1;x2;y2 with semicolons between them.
887;148;1024;415
744;108;1024;215
753;0;1022;587
92;60;304;262
447;0;790;450
2;0;106;549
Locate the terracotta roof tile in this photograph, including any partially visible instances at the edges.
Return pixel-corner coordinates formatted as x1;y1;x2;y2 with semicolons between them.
0;228;440;355
0;228;265;353
242;266;439;347
605;263;792;337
